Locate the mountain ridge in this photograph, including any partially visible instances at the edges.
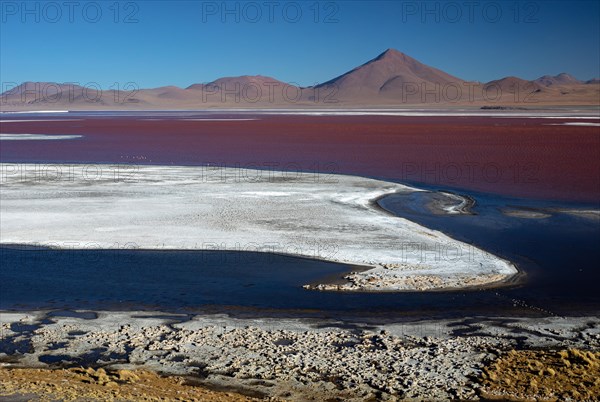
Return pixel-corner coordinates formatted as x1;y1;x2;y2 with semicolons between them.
2;49;598;109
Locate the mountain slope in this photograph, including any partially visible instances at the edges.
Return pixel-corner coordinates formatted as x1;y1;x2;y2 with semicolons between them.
1;50;598;109
534;73;582;87
315;49;465;100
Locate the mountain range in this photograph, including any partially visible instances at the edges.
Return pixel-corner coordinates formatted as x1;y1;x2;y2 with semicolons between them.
1;49;598;110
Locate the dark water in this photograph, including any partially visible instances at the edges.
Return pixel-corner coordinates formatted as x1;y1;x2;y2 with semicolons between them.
1;187;598;319
0;246;529;319
379;189;600;315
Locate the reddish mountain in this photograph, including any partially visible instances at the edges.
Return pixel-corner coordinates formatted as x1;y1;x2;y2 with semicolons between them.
314;49;466;102
0;81;152;107
188;75;290;90
1;50;598;109
186;75;297;104
484;76;544;91
2;82;86;102
534;73;582;87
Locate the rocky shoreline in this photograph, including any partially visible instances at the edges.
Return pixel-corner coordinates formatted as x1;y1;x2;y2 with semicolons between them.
1;311;598;401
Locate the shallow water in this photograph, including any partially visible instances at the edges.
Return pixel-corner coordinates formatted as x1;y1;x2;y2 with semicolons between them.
1;187;598;319
1;113;598;202
379;189;600;316
1;114;598;319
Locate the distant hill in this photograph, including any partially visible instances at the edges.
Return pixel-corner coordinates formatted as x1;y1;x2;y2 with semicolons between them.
2;49;598;110
534;73;582;87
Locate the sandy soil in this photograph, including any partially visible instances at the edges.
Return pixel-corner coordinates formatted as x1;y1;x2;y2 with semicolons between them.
480;349;600;401
3;350;597;401
0;367;263;401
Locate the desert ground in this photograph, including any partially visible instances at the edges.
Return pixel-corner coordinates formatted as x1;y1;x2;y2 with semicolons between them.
1;311;599;401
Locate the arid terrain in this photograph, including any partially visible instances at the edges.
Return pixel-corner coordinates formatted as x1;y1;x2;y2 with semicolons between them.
1;312;599;401
2;0;599;399
1;49;598;110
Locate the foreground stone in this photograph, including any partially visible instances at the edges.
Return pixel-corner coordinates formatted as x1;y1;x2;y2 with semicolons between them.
2;312;599;401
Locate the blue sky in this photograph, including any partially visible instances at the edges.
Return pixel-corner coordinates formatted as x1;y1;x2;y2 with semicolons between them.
1;1;599;88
